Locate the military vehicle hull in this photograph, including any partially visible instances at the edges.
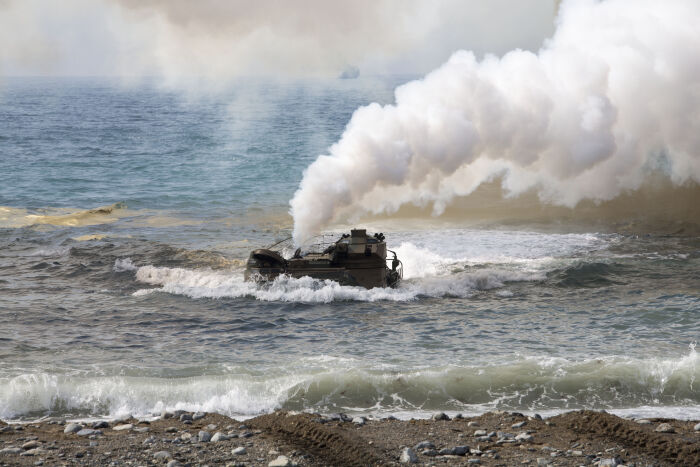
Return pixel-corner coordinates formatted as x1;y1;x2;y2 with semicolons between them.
244;229;402;289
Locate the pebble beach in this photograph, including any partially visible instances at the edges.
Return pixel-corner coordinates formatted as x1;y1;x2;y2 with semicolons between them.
2;410;699;466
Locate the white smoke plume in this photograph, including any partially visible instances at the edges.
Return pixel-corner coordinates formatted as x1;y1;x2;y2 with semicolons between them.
290;0;700;244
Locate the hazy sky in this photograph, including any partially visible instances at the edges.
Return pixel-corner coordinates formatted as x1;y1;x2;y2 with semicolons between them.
0;0;557;79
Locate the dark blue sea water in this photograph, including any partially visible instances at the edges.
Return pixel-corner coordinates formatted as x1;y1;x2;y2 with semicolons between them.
1;77;699;422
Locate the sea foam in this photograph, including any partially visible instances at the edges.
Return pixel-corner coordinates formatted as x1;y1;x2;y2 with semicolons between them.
128;229;604;302
1;349;698;421
131;263;543;303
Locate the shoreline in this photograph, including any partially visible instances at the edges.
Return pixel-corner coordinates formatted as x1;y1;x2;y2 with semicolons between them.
1;410;698;466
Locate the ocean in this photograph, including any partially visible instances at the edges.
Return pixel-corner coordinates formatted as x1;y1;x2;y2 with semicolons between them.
1;77;698;422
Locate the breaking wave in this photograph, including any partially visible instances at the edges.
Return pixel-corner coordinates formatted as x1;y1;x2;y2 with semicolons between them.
113;257;138;272
2;348;698;421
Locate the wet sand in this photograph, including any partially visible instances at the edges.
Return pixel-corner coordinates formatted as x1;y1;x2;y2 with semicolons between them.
1;410;698;466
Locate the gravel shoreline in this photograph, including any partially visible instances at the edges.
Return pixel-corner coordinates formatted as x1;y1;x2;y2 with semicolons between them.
1;410;698;466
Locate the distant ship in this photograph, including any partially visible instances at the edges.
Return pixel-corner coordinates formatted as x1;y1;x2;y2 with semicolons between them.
245;229;402;288
338;65;360;79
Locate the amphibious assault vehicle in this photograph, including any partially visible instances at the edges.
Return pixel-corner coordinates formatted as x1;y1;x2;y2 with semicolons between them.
244;229;403;288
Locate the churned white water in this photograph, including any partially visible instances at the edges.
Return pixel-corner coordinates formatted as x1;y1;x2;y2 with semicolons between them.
1;347;698;421
131;230;605;302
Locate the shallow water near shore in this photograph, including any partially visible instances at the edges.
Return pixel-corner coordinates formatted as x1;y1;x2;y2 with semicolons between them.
1;77;699;422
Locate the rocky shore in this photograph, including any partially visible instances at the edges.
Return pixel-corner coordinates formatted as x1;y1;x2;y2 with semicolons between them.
1;410;698;466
